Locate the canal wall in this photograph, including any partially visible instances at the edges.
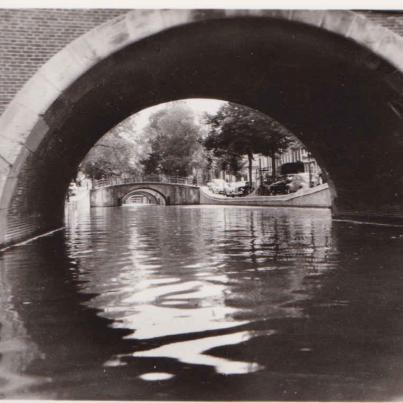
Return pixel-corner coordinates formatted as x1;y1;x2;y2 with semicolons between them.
91;182;331;209
90;183;200;207
200;184;332;208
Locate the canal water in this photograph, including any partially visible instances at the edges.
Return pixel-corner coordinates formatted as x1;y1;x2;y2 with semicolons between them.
1;202;403;401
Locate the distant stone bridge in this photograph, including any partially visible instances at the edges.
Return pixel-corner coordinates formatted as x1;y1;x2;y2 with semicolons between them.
90;176;200;207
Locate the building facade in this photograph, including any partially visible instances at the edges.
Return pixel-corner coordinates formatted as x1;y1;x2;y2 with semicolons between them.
215;142;321;186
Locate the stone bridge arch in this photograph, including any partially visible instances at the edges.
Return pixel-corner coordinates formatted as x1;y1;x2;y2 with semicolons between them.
1;9;403;246
90;182;199;208
121;188;167;206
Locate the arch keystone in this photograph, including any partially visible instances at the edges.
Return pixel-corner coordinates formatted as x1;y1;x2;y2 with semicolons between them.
82;14;133;60
288;10;326;27
320;10;356;37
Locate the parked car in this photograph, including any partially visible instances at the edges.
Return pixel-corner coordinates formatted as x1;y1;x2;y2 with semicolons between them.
225;181;248;197
268;173;316;195
286;173;310;193
207;179;228;194
268;177;291;195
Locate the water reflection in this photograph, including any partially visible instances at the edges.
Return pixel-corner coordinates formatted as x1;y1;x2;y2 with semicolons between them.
64;205;334;378
133;330;269;375
0;203;403;400
0;229;136;399
0;258;43;396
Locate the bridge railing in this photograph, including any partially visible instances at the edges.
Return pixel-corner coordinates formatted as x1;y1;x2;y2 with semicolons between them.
92;175;196;189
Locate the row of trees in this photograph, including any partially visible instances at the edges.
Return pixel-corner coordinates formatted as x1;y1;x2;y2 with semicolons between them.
80;103;209;180
203;103;292;187
80;115;149;180
80;101;294;186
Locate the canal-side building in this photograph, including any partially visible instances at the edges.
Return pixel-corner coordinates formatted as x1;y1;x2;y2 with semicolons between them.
215;140;321;185
259;139;321;179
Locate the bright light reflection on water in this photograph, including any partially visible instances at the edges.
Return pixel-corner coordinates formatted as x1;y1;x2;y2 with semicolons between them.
68;204;325;375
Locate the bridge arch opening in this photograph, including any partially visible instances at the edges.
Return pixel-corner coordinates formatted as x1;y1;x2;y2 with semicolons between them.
78;97;328;204
1;10;403;246
121;189;167;206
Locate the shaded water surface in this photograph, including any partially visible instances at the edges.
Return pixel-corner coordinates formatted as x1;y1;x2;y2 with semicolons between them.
1;203;403;400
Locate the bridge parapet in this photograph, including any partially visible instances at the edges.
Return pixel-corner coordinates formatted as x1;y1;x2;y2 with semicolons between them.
92;175;197;189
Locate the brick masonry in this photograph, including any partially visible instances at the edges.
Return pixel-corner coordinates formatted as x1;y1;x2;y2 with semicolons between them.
0;9;402;116
0;9;127;115
361;11;403;36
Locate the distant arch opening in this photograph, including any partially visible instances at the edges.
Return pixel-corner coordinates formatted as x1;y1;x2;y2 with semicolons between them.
121;189;167;206
75;97;328;204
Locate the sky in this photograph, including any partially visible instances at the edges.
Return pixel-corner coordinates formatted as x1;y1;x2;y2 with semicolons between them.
130;98;226;132
86;98;227;173
116;98;226;143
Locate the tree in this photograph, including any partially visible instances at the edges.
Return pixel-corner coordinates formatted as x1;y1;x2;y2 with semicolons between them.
204;103;293;187
140;103;208;177
80;134;143;180
80;117;150;180
208;148;245;181
260;120;293;179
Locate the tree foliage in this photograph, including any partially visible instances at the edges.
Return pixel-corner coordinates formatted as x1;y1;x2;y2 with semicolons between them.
140;103;207;177
80;120;148;180
207;148;246;180
203;103;293;183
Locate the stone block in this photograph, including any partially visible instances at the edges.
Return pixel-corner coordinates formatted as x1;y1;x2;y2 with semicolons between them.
0;207;7;246
36;41;97;95
0;157;10;177
24;116;49;154
67;36;101;69
0;175;18;210
264;9;293;20
0;100;40;159
224;9;291;20
125;10;165;45
8;70;62;117
346;14;389;53
375;33;403;72
0;164;11;209
159;9;193;27
0;134;24;168
288;10;326;28
7;146;31;179
320;10;356;37
82;14;132;60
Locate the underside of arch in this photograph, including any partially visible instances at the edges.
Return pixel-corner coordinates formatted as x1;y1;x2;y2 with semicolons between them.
121;189;167;206
1;9;403;246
